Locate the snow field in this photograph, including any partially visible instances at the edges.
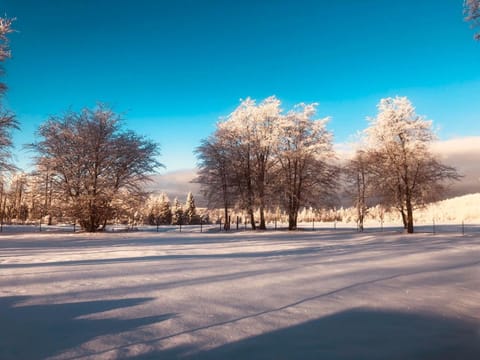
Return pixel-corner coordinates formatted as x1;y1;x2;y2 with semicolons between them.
1;230;480;359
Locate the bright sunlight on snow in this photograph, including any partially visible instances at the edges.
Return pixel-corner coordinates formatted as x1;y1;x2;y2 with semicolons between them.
1;229;479;359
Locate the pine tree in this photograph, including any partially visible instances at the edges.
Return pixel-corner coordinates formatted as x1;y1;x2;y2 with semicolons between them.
184;192;197;224
158;193;172;225
171;197;183;225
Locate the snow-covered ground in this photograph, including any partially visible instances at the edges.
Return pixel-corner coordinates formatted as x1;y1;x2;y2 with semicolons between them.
1;230;479;359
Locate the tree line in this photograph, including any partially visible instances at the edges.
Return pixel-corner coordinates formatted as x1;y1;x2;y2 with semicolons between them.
0;175;200;229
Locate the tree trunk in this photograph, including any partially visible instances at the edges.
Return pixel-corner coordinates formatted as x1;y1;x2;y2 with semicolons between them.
249;209;256;230
223;205;230;231
259;205;266;230
406;198;414;233
288;213;297;230
288;196;298;231
400;209;407;229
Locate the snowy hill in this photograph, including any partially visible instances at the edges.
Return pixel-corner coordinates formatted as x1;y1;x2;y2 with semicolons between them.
415;192;480;224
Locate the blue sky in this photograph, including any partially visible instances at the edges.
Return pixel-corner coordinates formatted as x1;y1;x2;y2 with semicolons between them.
2;0;480;172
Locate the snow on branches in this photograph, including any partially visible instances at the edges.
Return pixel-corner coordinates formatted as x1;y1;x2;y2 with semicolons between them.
465;0;480;39
196;96;336;231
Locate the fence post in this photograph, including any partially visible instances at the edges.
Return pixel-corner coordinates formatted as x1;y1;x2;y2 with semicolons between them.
432;218;436;235
73;223;76;233
462;220;465;236
312;219;315;231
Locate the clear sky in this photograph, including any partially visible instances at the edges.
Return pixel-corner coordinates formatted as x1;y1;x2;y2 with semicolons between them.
2;0;480;172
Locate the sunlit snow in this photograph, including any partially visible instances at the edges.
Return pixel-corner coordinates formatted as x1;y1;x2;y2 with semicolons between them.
1;228;479;359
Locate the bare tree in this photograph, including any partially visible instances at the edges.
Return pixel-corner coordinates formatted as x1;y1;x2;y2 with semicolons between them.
195;135;235;230
465;0;480;39
0;17;18;173
30;105;161;232
344;150;373;232
365;97;460;233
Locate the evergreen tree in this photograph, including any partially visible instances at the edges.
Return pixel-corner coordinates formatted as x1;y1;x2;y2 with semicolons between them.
158;193;172;225
184;192;197;224
171;197;184;225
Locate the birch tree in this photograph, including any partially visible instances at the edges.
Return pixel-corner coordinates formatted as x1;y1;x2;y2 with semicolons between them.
365;96;459;233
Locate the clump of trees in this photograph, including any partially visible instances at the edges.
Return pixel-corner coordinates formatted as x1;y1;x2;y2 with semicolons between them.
196;96;337;231
144;191;200;226
344;97;460;233
29;105;161;232
197;96;459;234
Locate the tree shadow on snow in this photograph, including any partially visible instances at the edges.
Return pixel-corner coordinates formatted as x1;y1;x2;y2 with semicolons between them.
144;308;480;360
0;296;174;360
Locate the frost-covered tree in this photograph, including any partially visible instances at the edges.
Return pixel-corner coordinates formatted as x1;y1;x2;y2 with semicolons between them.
216;97;281;229
197;97;337;231
0;17;19;172
8;172;28;222
465;0;480;39
30;105;161;232
0;17;14;92
275;103;337;230
365;96;459;233
146;193;172;225
195;135;235;230
158;193;172;225
184;191;197;224
344;150;374;232
171;197;184;225
27;160;59;224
